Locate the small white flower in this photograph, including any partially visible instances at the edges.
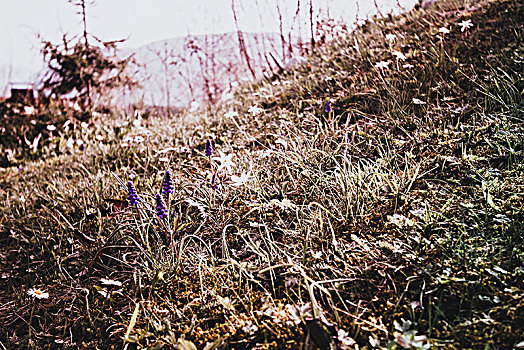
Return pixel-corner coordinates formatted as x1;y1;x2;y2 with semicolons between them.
231;172;252;187
369;336;380;347
248;105;264;116
47;125;57;131
412;98;426;105
134;135;145;144
101;278;122;287
438;27;450;34
385;34;397;42
224;110;239;119
217;296;234;311
458;19;473;32
95;134;104;141
388;214;415;228
28;288;49;299
213;151;236;174
122;136;133;144
132;115;142;127
338;329;356;346
24;106;35;115
392;50;406;61
402;63;415;69
242;321;258;335
374;61;390;69
81;122;89;129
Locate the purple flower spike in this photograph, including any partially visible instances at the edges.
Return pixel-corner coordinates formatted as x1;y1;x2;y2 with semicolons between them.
155;193;168;219
325;100;332;113
162;170;174;195
127;181;140;206
205;139;213;157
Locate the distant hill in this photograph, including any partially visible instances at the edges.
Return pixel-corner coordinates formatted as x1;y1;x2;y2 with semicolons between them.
120;32;299;108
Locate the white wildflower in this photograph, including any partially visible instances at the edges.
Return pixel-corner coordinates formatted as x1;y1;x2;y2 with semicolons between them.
338;329;356;346
369;336;380;347
242;321;258;335
224;110;239;119
231;172;252;187
392;50;406;61
439;27;451;34
412;98;426;105
24;106;35;115
213;151;236;174
458;19;473;32
248;105;264;116
217;296;234;311
132;115;142;127
100;278;122;287
47;125;57;131
388;214;415;228
385;34;397;42
28;288;49;299
374;61;390;69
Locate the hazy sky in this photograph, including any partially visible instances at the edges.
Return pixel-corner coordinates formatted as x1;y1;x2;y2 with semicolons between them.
0;0;416;86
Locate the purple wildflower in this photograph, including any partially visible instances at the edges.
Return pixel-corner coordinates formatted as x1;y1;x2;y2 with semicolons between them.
155;193;168;219
158;229;167;245
205;139;213;157
325;100;332;113
210;172;218;190
127;181;140;206
162;170;174;195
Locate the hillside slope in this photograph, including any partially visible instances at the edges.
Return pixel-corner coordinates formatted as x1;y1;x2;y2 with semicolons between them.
0;0;522;348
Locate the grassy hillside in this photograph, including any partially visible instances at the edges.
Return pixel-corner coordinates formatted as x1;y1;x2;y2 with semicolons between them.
0;0;522;348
